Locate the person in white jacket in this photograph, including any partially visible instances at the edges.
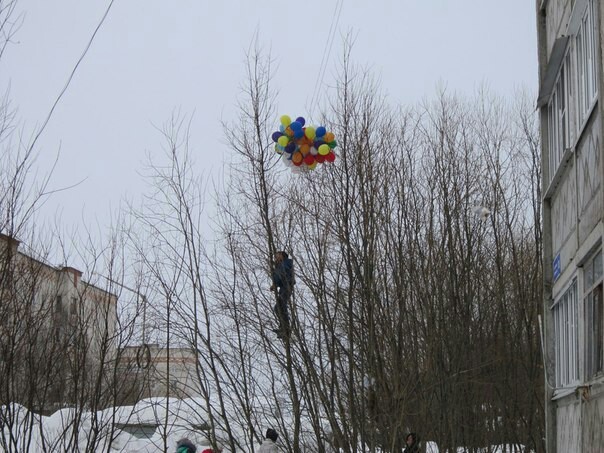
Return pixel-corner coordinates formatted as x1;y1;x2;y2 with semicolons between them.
257;428;279;452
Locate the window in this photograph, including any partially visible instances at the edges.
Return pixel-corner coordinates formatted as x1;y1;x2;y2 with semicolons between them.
584;250;603;379
70;297;78;316
54;295;63;316
553;279;579;387
545;0;598;188
575;0;598;127
547;67;567;183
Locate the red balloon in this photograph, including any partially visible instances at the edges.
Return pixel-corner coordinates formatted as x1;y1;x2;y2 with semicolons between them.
316;154;326;163
304;154;315;165
325;152;336;163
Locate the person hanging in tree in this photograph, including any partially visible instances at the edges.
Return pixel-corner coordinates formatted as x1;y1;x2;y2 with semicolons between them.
270;251;295;338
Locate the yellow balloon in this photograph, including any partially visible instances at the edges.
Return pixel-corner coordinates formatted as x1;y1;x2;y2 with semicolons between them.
278;136;289;147
318;144;330;155
309;162;317;170
280;115;291;127
305;126;316;140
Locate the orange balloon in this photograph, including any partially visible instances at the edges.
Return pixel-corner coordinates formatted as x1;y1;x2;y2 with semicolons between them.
324;132;335;142
292;151;303;165
300;144;310;155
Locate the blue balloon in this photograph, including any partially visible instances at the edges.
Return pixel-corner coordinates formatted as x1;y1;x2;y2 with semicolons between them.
272;131;283;142
295;116;306;127
313;139;323;148
285;142;296;153
279;124;285;132
290;121;302;131
316;126;326;137
294;128;304;139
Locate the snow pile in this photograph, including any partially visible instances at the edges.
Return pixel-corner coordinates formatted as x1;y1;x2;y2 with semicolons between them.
1;398;212;452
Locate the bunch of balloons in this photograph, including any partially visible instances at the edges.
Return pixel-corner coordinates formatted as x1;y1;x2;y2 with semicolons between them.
271;115;337;172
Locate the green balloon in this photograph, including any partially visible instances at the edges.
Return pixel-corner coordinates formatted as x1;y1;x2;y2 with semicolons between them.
328;140;337;149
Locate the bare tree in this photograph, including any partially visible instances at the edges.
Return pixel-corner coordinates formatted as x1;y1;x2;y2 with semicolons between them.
0;3;147;450
209;48;544;453
116;40;543;453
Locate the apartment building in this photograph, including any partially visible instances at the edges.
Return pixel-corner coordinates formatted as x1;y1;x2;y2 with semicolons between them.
536;0;603;450
0;233;118;411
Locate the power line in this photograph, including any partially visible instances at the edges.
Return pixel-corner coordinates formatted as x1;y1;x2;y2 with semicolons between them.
308;0;343;119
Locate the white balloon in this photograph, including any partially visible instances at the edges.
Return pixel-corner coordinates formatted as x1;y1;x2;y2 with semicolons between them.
310;146;318;156
472;205;491;221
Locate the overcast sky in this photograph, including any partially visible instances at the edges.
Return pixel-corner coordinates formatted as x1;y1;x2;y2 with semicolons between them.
2;0;538;246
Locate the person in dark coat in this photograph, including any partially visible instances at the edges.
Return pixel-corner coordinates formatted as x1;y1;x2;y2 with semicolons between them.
270;251;295;337
403;432;420;453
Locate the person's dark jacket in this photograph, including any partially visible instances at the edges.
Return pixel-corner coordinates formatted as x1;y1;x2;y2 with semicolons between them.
403;433;420;453
272;258;294;291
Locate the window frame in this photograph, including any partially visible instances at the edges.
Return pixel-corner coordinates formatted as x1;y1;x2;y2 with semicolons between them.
547;61;571;185
544;0;598;191
574;0;598;132
552;279;580;387
583;249;603;380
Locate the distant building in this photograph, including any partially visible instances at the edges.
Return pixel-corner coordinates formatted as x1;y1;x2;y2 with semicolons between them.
536;0;603;451
118;344;201;403
0;233;118;412
0;233;201;413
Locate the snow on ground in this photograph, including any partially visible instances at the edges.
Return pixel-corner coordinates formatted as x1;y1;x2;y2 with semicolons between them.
1;400;526;452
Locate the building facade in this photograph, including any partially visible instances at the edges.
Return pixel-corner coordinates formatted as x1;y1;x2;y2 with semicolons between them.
0;233;119;411
537;0;603;451
0;233;201;414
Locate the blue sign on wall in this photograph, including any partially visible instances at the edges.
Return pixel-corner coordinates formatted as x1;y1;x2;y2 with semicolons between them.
553;253;561;282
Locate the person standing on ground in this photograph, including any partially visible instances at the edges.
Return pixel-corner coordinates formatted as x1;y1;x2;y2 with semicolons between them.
403;432;420;453
176;438;196;453
257;428;279;452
